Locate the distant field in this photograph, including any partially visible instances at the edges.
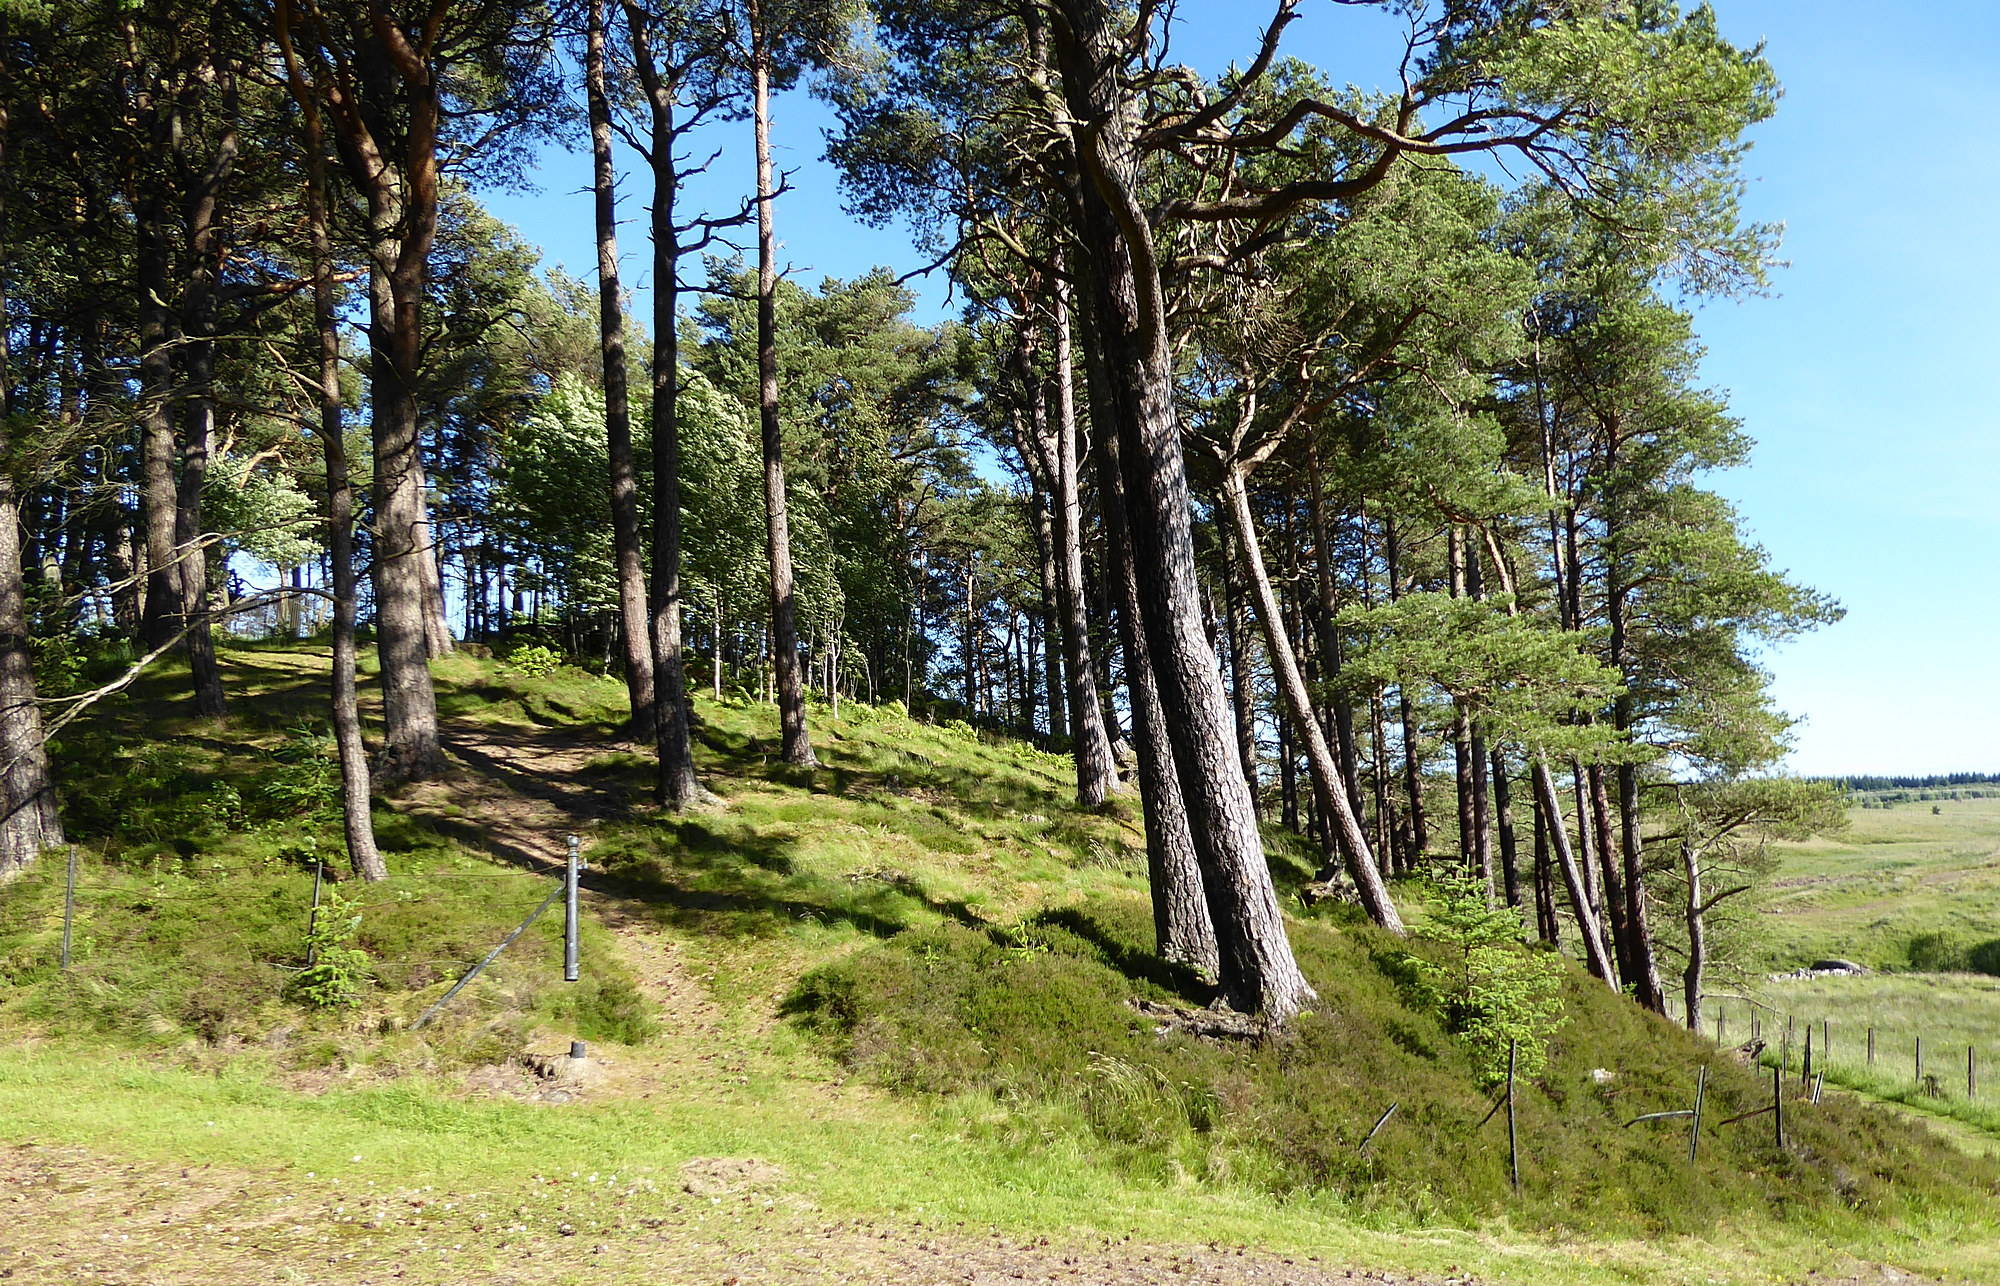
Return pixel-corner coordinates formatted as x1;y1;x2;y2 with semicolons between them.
1721;796;2000;1134
1750;794;2000;971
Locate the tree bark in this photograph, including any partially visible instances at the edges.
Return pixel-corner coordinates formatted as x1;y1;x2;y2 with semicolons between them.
1092;372;1217;979
174;72;237;718
621;0;714;809
1218;522;1259;813
1222;469;1402;931
1047;271;1118;805
278;22;386;880
1384;518;1427;861
1682;831;1706;1033
0;123;63;874
748;0;814;767
1531;758;1616;984
1491;748;1522;908
1030;497;1066;740
587;0;658;739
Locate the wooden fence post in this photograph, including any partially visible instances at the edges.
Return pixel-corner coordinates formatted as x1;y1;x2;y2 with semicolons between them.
1867;1026;1876;1068
1916;1035;1923;1088
1971;1046;1978;1100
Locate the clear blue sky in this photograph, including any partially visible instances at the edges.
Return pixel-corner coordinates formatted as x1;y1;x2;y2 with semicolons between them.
484;1;2000;778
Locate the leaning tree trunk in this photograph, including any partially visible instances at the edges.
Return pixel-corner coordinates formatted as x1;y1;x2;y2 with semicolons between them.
587;0;658;739
1222;468;1402;933
1682;832;1706;1033
1530;758;1616;985
748;0;814;768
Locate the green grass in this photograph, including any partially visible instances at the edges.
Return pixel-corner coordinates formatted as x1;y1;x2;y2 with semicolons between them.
5;640;2000;1282
1680;794;2000;1142
1751;795;2000;972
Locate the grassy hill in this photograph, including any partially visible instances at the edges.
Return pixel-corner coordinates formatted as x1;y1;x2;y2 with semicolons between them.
1730;797;2000;1142
2;641;1998;1285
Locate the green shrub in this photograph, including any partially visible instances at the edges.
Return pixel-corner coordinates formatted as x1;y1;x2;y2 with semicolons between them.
1908;930;1970;972
504;643;566;678
288;887;373;1009
1403;874;1567;1084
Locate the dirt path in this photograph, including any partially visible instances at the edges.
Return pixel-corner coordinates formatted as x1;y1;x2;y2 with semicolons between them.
0;1143;1448;1286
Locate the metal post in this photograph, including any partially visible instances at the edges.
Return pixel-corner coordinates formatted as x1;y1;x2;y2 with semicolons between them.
1867;1026;1876;1067
564;833;581;983
1916;1035;1923;1088
412;880;566;1030
1822;1019;1830;1064
59;846;77;971
1803;1023;1813;1093
1772;1063;1784;1151
305;860;325;967
1971;1046;1978;1100
1689;1064;1708;1163
1716;1007;1726;1044
1507;1040;1520;1192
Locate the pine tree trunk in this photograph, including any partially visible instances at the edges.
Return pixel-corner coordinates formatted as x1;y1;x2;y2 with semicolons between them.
0;143;63;874
285;53;386;880
1047;272;1118;804
1030;498;1067;740
1531;786;1558;944
1531;758;1615;984
1492;748;1521;908
1219;523;1259;813
1682;832;1706;1032
1384;518;1427;860
368;239;445;782
1092;373;1217;979
621;1;711;809
587;0;658;739
176;80;234;716
1222;469;1402;932
135;186;181;653
748;0;813;768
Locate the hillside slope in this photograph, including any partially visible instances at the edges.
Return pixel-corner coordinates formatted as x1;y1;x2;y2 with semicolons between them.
1;641;1997;1285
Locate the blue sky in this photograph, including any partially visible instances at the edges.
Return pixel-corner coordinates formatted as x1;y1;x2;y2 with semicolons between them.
484;1;1999;777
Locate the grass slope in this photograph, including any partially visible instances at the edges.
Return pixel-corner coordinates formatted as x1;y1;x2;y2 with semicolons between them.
1;640;1996;1284
1730;796;2000;1142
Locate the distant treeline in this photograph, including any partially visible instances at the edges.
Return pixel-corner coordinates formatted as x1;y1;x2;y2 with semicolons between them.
1810;773;2000;792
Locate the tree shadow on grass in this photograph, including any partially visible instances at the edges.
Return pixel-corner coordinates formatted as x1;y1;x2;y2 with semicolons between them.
1024;905;1217;1006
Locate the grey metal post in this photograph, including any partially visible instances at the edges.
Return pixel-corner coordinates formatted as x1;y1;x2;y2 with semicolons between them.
564;833;581;983
1917;1035;1923;1087
1689;1064;1708;1163
1772;1063;1784;1151
1867;1026;1876;1067
306;860;325;966
60;846;77;971
1507;1040;1520;1192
